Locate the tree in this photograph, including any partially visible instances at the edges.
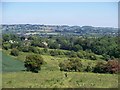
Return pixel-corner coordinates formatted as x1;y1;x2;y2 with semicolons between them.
105;60;120;74
24;55;44;73
10;48;19;56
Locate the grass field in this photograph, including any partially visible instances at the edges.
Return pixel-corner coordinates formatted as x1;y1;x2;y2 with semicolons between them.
2;71;118;88
2;51;25;72
2;50;119;88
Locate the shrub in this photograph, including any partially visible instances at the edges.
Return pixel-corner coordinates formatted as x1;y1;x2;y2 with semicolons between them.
77;52;84;58
24;55;43;73
85;62;94;72
30;47;39;54
90;53;97;60
21;46;29;52
93;59;120;74
105;59;120;74
93;61;106;73
50;50;58;56
69;51;77;58
59;58;82;72
10;48;19;56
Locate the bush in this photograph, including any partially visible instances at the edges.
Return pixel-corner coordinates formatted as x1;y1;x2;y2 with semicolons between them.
93;61;106;73
102;54;111;61
50;50;58;56
59;58;82;72
29;47;39;54
85;62;94;72
105;59;120;74
77;52;84;58
93;59;120;74
21;46;29;52
10;48;19;56
24;55;44;73
88;53;97;60
69;51;77;58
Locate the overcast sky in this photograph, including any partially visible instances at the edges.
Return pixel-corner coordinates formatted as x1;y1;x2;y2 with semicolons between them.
2;2;118;27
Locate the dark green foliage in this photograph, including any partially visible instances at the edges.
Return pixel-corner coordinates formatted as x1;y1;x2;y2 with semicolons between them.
72;44;83;52
48;41;60;49
59;58;82;72
21;46;30;52
2;42;11;50
2;34;11;42
10;48;19;56
50;50;65;56
2;34;20;42
93;62;107;73
24;55;44;73
102;54;110;61
43;48;48;53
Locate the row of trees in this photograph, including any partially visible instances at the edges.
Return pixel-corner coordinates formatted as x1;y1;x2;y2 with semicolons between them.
10;47;97;60
59;58;120;74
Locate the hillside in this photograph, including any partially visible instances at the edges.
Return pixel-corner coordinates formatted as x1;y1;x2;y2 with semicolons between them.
2;50;118;88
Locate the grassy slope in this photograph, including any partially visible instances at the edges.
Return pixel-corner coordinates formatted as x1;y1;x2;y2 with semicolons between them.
2;51;25;72
2;50;118;88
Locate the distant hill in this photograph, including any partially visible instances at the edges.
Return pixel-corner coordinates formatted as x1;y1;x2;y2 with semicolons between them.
1;24;118;36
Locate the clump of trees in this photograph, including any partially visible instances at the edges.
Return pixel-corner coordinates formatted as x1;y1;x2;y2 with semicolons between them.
24;55;44;73
59;58;120;74
59;58;82;72
10;48;19;56
93;59;120;74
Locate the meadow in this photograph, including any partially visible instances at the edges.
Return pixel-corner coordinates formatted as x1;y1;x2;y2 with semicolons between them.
2;50;119;88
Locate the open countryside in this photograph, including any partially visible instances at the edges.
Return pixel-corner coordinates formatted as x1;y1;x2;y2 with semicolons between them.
1;2;120;89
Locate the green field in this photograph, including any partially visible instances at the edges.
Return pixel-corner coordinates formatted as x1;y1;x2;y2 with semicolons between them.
2;50;119;88
2;51;25;72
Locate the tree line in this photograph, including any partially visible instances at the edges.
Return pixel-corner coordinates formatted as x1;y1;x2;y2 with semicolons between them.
2;34;120;60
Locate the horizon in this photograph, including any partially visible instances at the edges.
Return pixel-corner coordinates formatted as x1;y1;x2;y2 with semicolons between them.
2;2;118;28
2;24;117;28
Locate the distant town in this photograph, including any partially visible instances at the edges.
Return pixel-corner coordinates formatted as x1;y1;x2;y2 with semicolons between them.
1;24;118;37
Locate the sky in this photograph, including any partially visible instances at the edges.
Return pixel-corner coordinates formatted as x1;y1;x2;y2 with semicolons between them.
2;2;118;27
